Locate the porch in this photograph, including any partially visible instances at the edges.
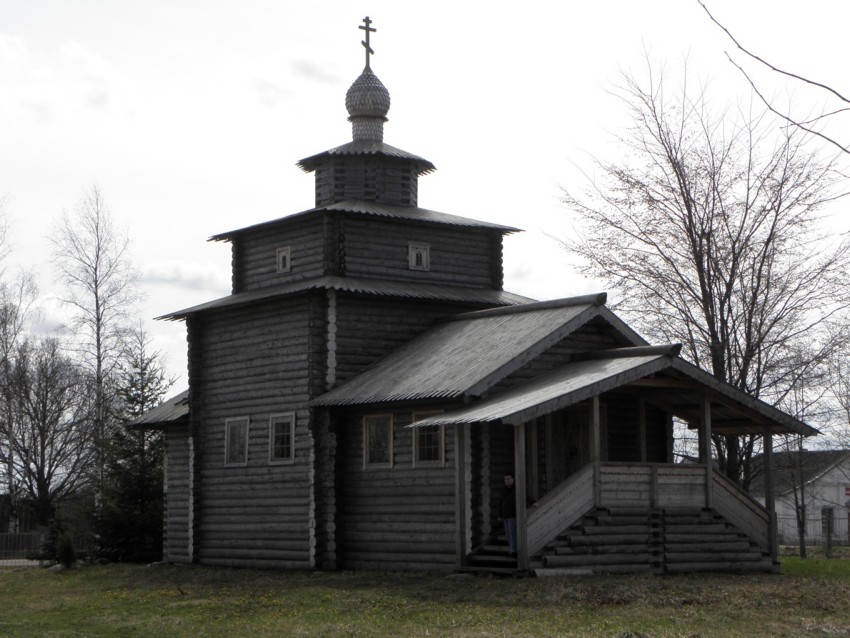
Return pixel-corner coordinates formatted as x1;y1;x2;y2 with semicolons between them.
462;461;774;575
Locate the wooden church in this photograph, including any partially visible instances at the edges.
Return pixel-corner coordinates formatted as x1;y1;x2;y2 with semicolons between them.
140;19;816;575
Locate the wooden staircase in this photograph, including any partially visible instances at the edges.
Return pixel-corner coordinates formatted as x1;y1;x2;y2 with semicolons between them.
533;507;775;576
464;507;776;576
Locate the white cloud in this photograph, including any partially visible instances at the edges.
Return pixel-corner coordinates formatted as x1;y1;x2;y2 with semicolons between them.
251;77;290;108
290;59;338;85
142;260;229;293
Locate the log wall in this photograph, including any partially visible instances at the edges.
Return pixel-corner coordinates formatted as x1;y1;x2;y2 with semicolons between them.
192;294;324;569
337;409;458;571
232;217;327;293
163;425;192;563
313;158;420;208
342;218;500;288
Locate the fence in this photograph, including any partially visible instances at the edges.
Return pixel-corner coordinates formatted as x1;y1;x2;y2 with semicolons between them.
777;515;850;547
0;532;45;567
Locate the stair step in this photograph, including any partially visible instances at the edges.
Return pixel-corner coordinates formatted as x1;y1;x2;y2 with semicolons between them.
665;532;743;543
665;558;776;574
544;553;654;567
554;544;658;556
665;551;765;563
664;524;728;534
581;525;655;535
664;541;752;552
559;533;656;546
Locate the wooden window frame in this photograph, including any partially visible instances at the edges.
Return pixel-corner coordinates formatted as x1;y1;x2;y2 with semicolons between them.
269;412;296;465
412;412;445;467
224;416;249;467
408;241;430;271
276;245;292;273
363;413;393;469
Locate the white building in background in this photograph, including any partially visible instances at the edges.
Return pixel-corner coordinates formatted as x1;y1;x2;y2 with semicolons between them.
752;450;850;545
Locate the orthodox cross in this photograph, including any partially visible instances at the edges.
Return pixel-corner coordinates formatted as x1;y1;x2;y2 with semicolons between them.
359;16;376;68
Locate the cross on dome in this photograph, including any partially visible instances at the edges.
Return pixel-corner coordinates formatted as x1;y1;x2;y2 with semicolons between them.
359;16;376;68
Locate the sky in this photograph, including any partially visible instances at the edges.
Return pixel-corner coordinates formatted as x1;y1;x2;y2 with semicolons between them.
1;0;848;387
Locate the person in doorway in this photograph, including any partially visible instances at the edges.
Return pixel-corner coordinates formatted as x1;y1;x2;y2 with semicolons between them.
499;473;520;557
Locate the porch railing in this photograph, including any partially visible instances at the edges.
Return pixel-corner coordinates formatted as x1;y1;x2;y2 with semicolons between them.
526;464;594;558
712;471;770;551
523;463;771;559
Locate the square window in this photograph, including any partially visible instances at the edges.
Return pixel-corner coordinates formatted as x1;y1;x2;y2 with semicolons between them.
413;412;445;466
269;413;295;464
363;414;393;468
225;417;249;466
277;246;292;273
408;242;430;271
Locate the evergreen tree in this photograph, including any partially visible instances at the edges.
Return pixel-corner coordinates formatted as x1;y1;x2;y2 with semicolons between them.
96;324;174;562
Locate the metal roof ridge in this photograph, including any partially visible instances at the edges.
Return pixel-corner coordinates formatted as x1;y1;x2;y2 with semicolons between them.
441;293;607;323
572;344;682;360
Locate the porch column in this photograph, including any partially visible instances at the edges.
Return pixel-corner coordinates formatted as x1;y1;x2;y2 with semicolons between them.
700;394;713;509
591;394;602;507
514;421;529;570
454;424;468;568
763;427;777;562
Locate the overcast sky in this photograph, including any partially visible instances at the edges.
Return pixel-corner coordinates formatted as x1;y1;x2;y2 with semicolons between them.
2;0;848;387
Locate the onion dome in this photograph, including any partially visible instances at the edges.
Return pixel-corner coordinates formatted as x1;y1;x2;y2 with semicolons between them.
345;67;390;142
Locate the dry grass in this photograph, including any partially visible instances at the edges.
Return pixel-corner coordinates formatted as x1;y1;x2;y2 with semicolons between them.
0;558;848;637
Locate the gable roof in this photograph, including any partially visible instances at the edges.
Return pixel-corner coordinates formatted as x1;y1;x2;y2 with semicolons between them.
159;276;533;321
409;354;817;437
310;293;647;406
130;390;189;428
209;200;518;243
750;449;850;497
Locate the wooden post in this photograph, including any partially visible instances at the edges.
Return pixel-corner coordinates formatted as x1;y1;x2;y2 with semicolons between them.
514;422;529;570
763;427;777;562
454;424;468;568
701;394;713;509
639;398;647;463
592;395;601;508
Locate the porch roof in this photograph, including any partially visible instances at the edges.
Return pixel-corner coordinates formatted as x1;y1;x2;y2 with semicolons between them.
310;293;646;406
408;352;817;437
130;389;189;429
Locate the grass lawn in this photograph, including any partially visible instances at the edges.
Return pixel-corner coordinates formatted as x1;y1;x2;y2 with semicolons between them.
0;558;848;637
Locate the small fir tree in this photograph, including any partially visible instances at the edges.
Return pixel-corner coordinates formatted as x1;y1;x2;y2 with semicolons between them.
96;325;174;562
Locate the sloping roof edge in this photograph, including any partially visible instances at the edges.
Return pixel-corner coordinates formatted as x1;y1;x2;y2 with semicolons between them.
669;359;817;437
158;277;534;321
409;353;676;427
408;354;816;437
130;390;189;428
296;140;436;174
209;200;519;242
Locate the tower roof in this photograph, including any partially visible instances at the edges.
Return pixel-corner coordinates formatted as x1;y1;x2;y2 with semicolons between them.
298;16;436;176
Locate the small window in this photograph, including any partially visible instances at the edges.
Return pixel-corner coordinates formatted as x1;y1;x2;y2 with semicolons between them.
413;412;445;467
408;242;430;271
363;414;393;468
269;413;295;464
225;417;249;466
276;246;292;273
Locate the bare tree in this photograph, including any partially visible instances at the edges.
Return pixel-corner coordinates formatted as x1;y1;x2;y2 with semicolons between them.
0;338;95;527
697;0;850;156
50;186;140;488
562;60;850;488
0;197;41;509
